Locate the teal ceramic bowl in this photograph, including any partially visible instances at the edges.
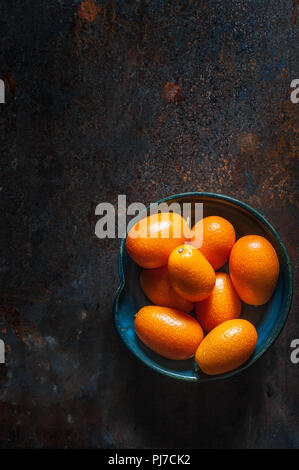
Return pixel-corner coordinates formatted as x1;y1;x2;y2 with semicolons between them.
113;193;293;382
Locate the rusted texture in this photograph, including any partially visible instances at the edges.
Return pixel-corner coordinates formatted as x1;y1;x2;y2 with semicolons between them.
78;0;102;23
0;0;298;448
162;82;182;102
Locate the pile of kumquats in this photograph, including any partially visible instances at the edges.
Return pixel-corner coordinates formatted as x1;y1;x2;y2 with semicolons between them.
126;212;279;375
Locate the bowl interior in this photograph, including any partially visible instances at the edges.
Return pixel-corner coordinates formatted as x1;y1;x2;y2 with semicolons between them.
114;194;292;382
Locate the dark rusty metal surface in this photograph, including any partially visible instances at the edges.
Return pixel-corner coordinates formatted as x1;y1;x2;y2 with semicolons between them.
0;0;298;448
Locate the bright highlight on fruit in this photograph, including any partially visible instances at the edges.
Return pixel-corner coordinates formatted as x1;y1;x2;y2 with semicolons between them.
135;306;204;360
168;244;216;302
195;319;258;375
196;272;241;332
229;235;279;305
191;215;236;270
126;212;191;269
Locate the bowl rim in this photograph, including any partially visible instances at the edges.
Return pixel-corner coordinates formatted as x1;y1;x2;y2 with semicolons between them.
113;192;293;383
